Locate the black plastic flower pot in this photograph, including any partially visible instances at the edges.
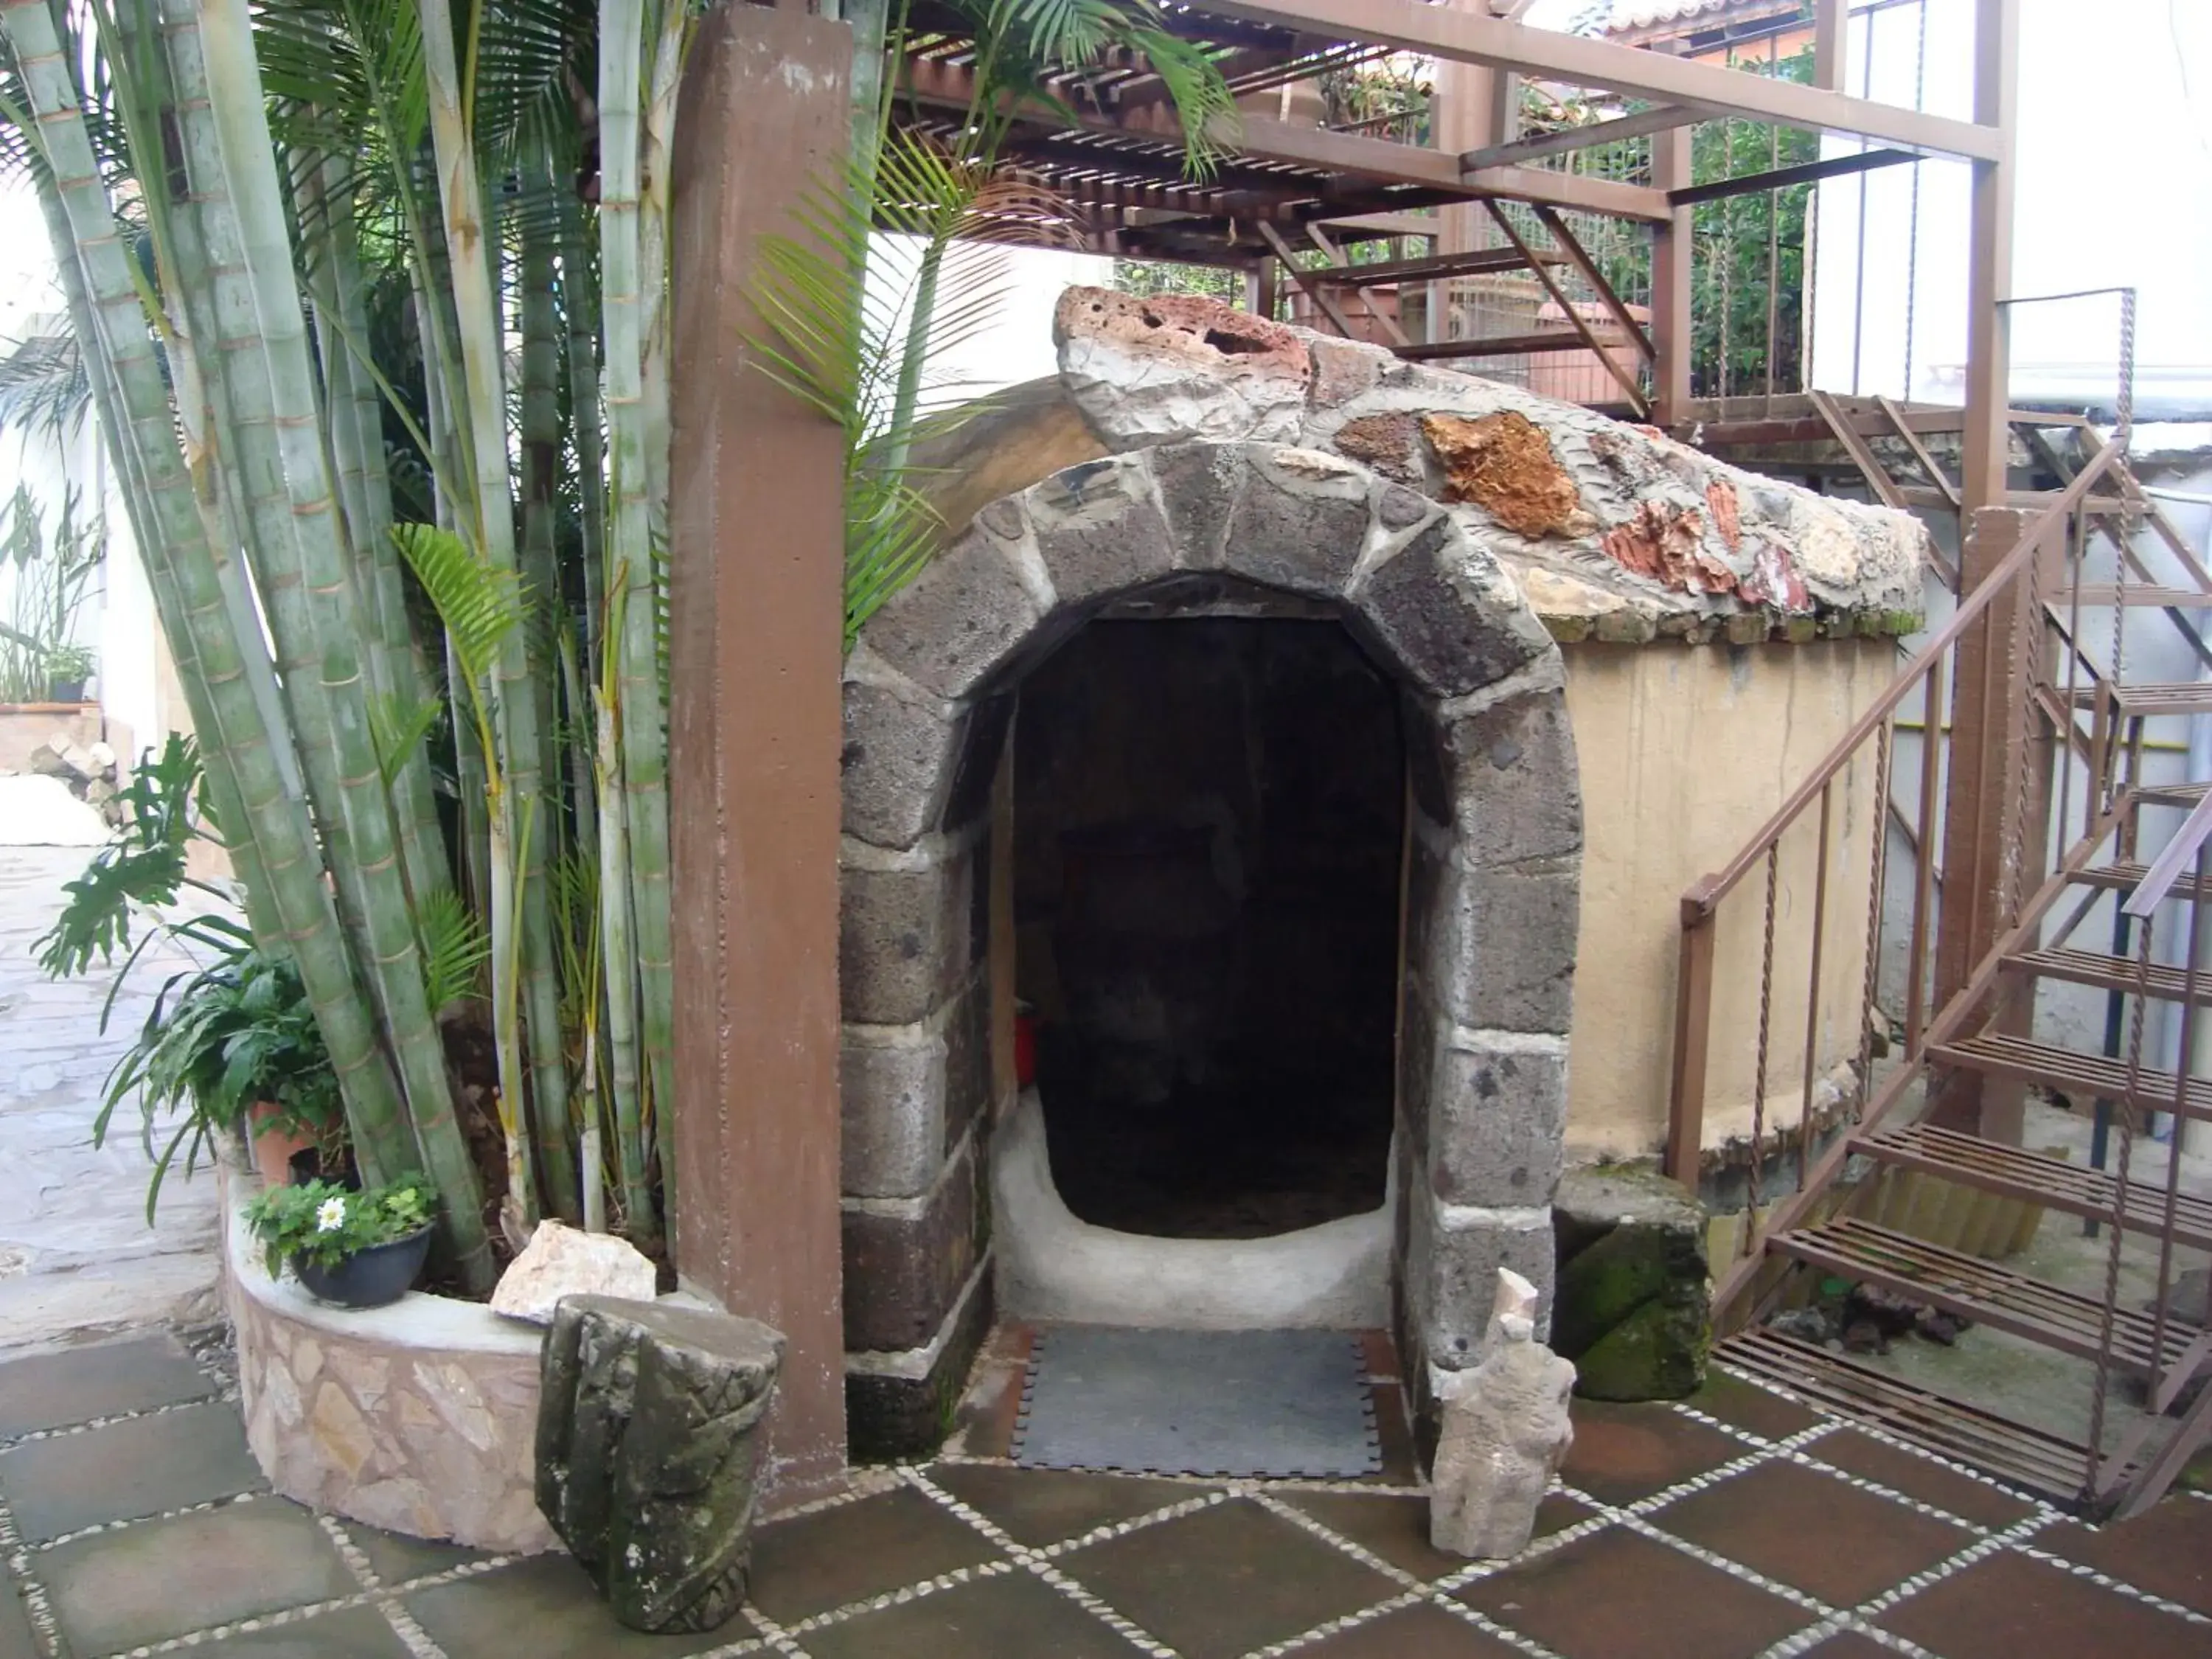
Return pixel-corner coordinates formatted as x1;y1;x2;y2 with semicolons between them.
291;1227;432;1309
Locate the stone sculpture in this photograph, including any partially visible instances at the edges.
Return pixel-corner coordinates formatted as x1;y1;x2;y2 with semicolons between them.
537;1295;785;1633
1430;1269;1577;1560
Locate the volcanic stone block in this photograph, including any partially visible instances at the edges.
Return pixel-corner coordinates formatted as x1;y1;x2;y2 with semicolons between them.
839;842;981;1026
862;525;1046;700
841;1140;984;1353
845;1266;995;1462
839;1023;947;1200
1349;520;1554;699
841;681;968;851
1404;1186;1555;1375
1406;686;1583;866
1405;833;1579;1035
1149;441;1248;568
537;1297;784;1634
1028;456;1176;604
1216;445;1375;597
1427;1034;1569;1209
1551;1164;1710;1402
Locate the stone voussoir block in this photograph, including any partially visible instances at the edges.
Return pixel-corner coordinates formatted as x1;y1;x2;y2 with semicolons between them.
1147;440;1251;569
858;523;1048;701
1214;442;1377;598
838;838;981;1026
839;677;970;852
1405;680;1582;865
1025;453;1178;605
1347;518;1556;700
1428;1029;1569;1210
1407;832;1579;1035
841;1136;984;1354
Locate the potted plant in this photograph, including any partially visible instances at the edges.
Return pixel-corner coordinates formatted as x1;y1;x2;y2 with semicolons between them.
97;942;347;1213
245;1178;436;1308
44;641;93;703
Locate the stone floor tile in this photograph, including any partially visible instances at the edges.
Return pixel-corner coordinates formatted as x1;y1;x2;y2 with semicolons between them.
0;1333;212;1439
35;1498;355;1655
405;1554;733;1659
1653;1459;1974;1606
1691;1371;1822;1441
799;1568;1135;1659
1283;1489;1593;1581
0;1400;264;1543
0;1579;37;1659
1558;1400;1752;1508
1457;1527;1811;1659
2037;1497;2212;1616
747;1485;1002;1625
1798;1429;2039;1530
1292;1602;1527;1656
184;1605;417;1658
1053;1496;1399;1659
335;1520;492;1589
1878;1549;2208;1659
928;1464;1196;1547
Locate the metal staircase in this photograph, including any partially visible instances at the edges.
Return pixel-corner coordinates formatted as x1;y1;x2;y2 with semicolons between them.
1669;433;2212;1520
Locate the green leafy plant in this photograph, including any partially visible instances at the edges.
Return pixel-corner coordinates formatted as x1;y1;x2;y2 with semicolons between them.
97;945;345;1221
44;641;94;681
244;1177;435;1280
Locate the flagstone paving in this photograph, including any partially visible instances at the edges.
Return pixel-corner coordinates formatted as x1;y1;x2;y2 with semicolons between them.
4;1329;2210;1658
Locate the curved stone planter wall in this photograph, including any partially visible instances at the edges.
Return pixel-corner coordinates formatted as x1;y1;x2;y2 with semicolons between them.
222;1200;554;1554
839;437;1584;1450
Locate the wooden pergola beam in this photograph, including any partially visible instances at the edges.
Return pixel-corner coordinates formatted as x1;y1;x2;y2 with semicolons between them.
1184;0;2003;160
1460;102;1703;173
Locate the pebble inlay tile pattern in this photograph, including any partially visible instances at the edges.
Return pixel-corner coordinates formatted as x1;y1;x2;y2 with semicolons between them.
3;1327;2208;1659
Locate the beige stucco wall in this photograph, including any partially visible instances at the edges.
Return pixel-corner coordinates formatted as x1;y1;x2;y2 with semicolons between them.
1559;639;1893;1164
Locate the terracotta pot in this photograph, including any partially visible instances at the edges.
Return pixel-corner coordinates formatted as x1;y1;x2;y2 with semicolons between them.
246;1101;317;1189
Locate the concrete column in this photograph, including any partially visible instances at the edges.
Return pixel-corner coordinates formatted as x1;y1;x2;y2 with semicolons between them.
666;1;852;1503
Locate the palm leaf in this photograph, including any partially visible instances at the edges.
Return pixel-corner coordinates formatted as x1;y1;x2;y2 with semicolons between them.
392;521;523;691
415;885;490;1015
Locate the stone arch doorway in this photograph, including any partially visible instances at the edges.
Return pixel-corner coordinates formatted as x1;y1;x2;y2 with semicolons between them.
837;441;1582;1453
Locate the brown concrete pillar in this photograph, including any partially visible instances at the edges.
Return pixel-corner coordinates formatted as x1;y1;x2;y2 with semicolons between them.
667;0;852;1503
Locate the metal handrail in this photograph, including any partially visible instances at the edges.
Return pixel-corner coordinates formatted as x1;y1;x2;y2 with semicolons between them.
2124;788;2212;920
1666;434;2127;1183
1684;436;2124;922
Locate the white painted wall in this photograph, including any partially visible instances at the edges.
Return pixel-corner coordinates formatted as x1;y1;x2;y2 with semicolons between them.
1810;0;2212;417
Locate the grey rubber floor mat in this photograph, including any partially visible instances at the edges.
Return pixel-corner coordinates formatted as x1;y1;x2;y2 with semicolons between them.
1011;1326;1381;1478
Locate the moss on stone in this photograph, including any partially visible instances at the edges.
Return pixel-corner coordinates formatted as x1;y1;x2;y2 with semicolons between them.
1571;1293;1709;1402
1543;613;1594;644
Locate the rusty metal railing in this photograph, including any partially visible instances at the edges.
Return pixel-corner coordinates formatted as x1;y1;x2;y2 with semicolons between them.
1665;437;2129;1276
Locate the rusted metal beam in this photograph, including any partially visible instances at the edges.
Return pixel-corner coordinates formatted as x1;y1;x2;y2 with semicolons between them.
1184;0;2005;159
1878;393;1962;509
1961;0;2020;514
1461;102;1702;173
1257;218;1360;338
1395;329;1630;361
1531;204;1654;364
1304;223;1410;347
1481;201;1646;415
1810;388;1910;510
1311;244;1553;287
1814;0;1848;91
1650;125;1692;426
1668;147;1917;206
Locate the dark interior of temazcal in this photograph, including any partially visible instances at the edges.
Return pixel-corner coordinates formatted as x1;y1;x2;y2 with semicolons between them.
1013;616;1406;1239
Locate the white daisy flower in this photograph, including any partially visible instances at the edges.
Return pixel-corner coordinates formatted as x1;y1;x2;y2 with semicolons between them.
315;1196;348;1233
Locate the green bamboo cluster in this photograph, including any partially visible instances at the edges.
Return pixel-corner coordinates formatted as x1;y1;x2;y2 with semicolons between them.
0;0;1228;1284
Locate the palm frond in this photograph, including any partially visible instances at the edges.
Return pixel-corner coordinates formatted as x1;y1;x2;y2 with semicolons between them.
392;521;523;692
414;885;490;1015
0;331;90;436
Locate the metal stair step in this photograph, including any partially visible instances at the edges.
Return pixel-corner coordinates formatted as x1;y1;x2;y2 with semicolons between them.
1719;1329;2096;1505
2005;945;2212;1002
2067;860;2212;902
2135;781;2212;808
2064;585;2212;608
2066;682;2212;716
1851;1121;2212;1251
1767;1217;2199;1377
1932;1032;2212;1120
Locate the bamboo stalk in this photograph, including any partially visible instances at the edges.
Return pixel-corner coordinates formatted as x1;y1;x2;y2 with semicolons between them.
592;581;651;1232
2;0;420;1188
417;0;574;1221
519;175;582;1221
560;189;605;681
192;0;491;1287
601;0;675;1191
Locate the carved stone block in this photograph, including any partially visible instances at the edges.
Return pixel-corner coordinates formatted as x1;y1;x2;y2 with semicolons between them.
1430;1270;1576;1561
537;1295;785;1633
